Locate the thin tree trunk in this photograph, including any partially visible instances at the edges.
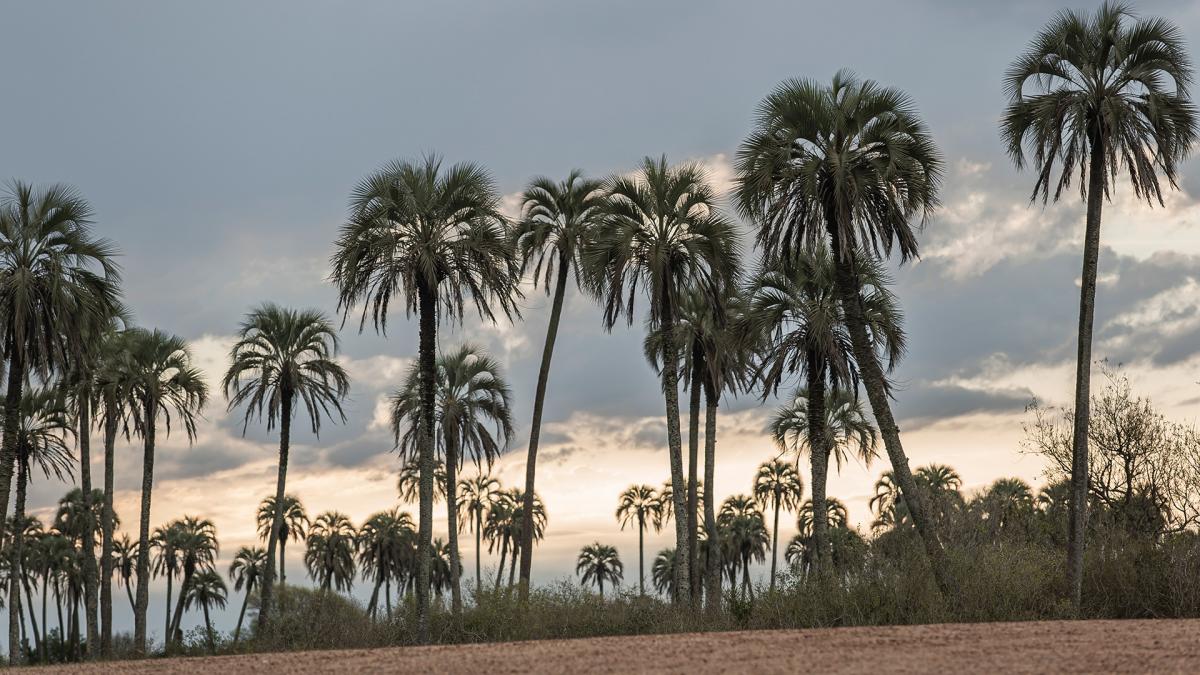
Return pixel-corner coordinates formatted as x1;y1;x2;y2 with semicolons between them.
495;536;508;592
78;395;99;657
8;455;27;664
125;580;135;617
256;388;292;632
827;224;954;599
445;431;463;617
703;382;721;614
518;256;570;601
100;407;118;656
168;569;192;645
22;573;41;659
0;347;24;551
686;345;702;606
232;584;251;645
280;539;286;592
133;396;155;655
366;575;382;619
507;544;518;588
658;288;691;605
637;514;645;595
41;576;48;661
164;570;173;648
770;496;781;592
806;354;830;573
415;281;437;643
475;513;483;600
203;604;214;652
1067;137;1106;611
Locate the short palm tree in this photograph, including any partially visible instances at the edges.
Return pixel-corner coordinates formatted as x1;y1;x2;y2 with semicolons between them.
391;342;513;615
1002;2;1197;608
112;534;138;615
357;509;414;619
183;569;226;653
513;170;608;598
718;495;769;601
587;156;740;604
166;516;218;647
124;328;208;653
332;154;519;639
305;512;357;593
256;494;310;593
752;460;804;591
736;72;950;595
651;547;678;598
225;304;349;630
615;485;664;596
228;546;267;645
797;497;849;537
457;473;501;598
576;542;623;598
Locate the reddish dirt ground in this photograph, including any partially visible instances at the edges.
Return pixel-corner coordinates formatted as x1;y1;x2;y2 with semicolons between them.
46;618;1200;673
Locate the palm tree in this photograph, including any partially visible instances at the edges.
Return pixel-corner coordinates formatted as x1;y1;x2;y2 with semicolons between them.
228;546;267;645
505;489;547;589
651;547;678;598
331;154;519;640
357;509;413;619
588;156;740;604
225;304;349;630
391;342;513;616
576;543;623;597
112;534;137;616
304;512;357;593
797;497;849;537
718;496;770;601
124;328;208;653
736;71;951;596
457;473;501;598
485;488;547;592
615;485;664;596
752;460;804;591
1001;3;1197;608
256;494;310;595
513;171;608;599
167;516;218;647
430;538;460;600
183;569;226;653
8;388;74;664
397;461;447;505
151;522;183;644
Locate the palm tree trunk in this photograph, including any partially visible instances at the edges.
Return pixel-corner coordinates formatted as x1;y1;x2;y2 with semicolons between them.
475;513;483;600
806;353;830;573
507;544;518;588
41;576;48;661
203;603;214;653
133;395;155;655
686;345;702;606
637;514;645;595
22;573;41;658
232;585;251;645
1067;137;1106;611
826;225;954;599
770;496;781;592
164;571;173;647
495;535;508;592
445;436;464;617
280;538;287;592
169;570;192;645
125;580;135;617
9;455;28;664
78;395;100;657
56;584;65;643
743;555;754;601
0;346;24;550
702;381;721;615
257;388;292;632
100;407;118;656
367;575;382;619
658;288;691;605
415;280;437;643
518;255;570;602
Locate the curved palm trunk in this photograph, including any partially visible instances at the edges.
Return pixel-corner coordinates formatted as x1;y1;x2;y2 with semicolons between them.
0;347;24;550
78;395;99;657
827;226;954;599
100;408;118;656
518;256;570;601
133;395;156;655
1067;139;1106;611
415;281;437;643
257;388;293;632
232;582;252;645
125;579;135;616
658;289;691;605
445;432;463;617
8;455;28;664
169;568;194;645
702;383;721;614
806;354;830;573
686;346;702;606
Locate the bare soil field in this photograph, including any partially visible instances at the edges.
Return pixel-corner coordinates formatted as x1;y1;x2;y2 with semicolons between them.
47;618;1200;674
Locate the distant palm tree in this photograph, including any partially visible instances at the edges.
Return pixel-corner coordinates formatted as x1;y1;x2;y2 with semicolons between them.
391;342;513;615
974;478;1036;538
457;474;501;598
305;512;357;593
753;460;804;591
1002;2;1198;608
124;328;207;653
112;534;138;616
430;538;460;600
513;170;608;599
332;154;519;640
357;509;414;619
225;304;350;630
228;546;267;645
397;461;447;505
485;488;547;592
588;156;740;605
797;498;849;537
651;547;679;599
576;543;623;597
718;495;769;601
256;494;310;593
151;523;182;645
615;485;664;596
167;516;218;647
183;569;226;653
736;71;951;595
504;489;547;589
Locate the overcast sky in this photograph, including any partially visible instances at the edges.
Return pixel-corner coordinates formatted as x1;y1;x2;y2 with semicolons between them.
3;0;1200;644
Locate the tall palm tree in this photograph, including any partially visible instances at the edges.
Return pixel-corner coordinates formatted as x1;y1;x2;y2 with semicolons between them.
166;516;218;646
587;156;740;604
8;388;74;664
228;546;267;645
225;304;349;630
1001;2;1197;608
513;171;608;599
457;473;501;598
255;494;310;595
615;485;664;596
576;542;623;598
112;534;137;616
752;459;804;591
304;511;357;593
357;509;413;619
183;569;226;653
331;154;519;640
391;342;513;616
124;328;208;653
736;71;951;596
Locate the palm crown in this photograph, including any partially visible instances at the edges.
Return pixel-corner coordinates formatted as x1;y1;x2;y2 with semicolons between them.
515;170;609;295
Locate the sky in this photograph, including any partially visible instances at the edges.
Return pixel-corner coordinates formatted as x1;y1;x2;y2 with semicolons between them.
3;0;1200;644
